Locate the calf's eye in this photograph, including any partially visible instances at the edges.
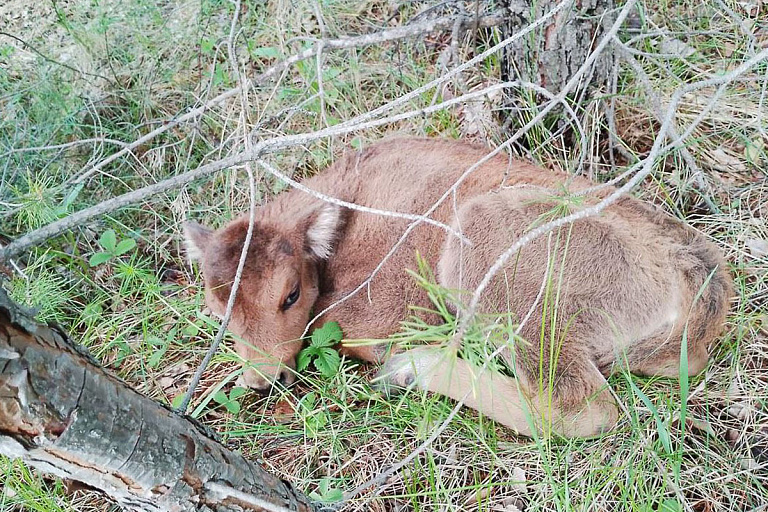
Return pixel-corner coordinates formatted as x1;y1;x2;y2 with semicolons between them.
282;287;300;311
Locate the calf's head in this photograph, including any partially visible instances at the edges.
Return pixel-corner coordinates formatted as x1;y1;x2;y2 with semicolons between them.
183;203;341;391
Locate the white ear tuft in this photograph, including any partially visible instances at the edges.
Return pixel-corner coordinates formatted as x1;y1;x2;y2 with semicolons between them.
306;204;341;259
182;221;213;263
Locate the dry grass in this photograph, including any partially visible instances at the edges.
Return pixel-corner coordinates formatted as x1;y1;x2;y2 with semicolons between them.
1;1;767;511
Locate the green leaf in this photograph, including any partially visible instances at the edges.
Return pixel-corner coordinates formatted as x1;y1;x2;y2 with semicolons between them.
213;390;228;405
658;500;683;512
99;229;117;252
148;349;164;368
89;252;113;267
182;323;200;337
225;401;241;414
114;238;136;256
251;46;280;59
201;38;214;54
171;394;185;409
301;392;316;410
310;479;343;503
322;488;343;503
628;377;672;454
62;182;84;210
310;321;343;347
745;137;764;165
296;349;313;372
146;336;164;346
229;387;247;399
314;347;341;378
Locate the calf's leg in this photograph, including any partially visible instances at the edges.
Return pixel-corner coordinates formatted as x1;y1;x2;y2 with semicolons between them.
377;346;618;438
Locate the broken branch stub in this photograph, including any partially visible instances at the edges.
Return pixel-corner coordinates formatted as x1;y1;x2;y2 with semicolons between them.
0;287;317;512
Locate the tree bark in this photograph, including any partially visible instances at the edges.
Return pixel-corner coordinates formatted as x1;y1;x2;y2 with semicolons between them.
499;0;617;126
0;287;317;512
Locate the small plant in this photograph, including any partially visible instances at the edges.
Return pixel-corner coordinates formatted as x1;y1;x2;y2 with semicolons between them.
89;229;137;266
297;321;343;379
298;392;329;439
639;500;682;512
309;478;343;504
212;387;247;415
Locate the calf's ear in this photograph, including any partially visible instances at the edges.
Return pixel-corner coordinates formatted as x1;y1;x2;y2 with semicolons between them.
305;203;341;259
182;221;213;262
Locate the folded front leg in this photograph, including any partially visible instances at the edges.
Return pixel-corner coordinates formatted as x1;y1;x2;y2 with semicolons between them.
376;346;617;438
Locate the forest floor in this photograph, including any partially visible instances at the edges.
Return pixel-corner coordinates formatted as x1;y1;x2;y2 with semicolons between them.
1;1;767;511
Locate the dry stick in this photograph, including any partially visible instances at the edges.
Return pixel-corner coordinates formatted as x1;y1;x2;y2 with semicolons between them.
451;46;768;353
64;11;504;186
256;160;469;242
177;0;258;415
341;235;557;506
0;80;552;263
615;39;721;213
713;0;758;54
299;78;588;339
336;0;642;502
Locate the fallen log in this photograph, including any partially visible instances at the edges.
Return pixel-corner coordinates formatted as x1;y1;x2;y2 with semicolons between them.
0;286;317;512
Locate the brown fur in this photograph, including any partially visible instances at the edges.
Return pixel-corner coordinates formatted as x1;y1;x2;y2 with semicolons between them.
185;137;732;437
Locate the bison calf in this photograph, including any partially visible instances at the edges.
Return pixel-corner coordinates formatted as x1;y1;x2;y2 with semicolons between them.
184;137;731;438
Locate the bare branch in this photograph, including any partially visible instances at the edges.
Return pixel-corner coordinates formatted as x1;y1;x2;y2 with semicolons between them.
0;80;556;263
614;39;720;213
256;160;470;242
65;11;505;186
177;0;259;415
452;46;768;350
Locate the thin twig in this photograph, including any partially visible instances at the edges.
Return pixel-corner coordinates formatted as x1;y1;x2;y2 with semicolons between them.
177;0;258;416
615;39;721;213
0;31;116;85
257;160;470;243
64;11;505;186
0;80;563;263
451;46;768;351
0;138;129;159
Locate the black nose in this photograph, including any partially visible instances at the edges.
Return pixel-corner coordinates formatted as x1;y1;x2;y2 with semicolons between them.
277;369;294;388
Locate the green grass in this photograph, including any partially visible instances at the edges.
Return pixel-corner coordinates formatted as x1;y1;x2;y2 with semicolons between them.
1;0;767;511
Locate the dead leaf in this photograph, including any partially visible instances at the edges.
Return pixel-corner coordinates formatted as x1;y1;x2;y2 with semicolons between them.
494;497;525;512
659;38;696;58
709;148;747;173
746;238;768;258
511;467;527;494
744;138;765;166
727;402;752;421
685;417;716;436
273;397;296;420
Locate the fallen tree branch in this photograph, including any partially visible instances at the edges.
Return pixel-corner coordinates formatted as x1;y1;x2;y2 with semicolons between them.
0;80;546;263
0;287;317;512
65;11;505;185
452;45;768;350
615;39;721;213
